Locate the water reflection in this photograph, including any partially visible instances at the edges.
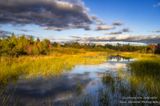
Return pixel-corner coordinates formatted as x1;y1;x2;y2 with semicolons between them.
0;56;160;106
108;55;133;62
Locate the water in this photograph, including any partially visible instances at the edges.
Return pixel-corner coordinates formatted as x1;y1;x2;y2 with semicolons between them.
0;56;160;106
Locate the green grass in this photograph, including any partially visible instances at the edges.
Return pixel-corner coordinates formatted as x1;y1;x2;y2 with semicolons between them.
129;56;160;77
0;50;107;85
119;52;159;59
128;55;160;98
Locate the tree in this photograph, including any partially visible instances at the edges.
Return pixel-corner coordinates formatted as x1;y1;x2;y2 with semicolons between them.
0;35;51;56
155;44;160;54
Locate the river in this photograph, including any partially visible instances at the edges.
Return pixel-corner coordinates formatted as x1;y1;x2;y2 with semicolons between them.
0;56;160;106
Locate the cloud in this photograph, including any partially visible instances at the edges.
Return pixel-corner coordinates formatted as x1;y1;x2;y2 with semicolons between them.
106;28;130;35
0;30;12;35
16;28;33;32
153;2;160;7
107;31;122;35
92;16;105;25
153;30;160;33
0;30;11;38
96;25;115;31
44;27;65;31
0;0;93;30
95;20;126;31
70;35;81;39
122;28;130;32
75;34;160;44
0;29;37;38
112;21;123;26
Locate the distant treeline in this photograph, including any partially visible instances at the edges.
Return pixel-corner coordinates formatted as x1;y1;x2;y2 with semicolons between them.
0;35;160;56
0;35;51;56
53;42;146;52
53;42;160;54
145;44;160;54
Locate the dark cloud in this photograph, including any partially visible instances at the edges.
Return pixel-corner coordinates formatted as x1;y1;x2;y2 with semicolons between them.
0;0;92;30
106;28;130;35
75;35;160;44
70;36;81;39
0;30;11;38
92;16;104;25
107;31;122;35
95;20;124;31
0;30;12;35
153;30;160;33
0;29;37;39
16;29;33;32
44;27;64;31
112;21;123;26
122;28;130;32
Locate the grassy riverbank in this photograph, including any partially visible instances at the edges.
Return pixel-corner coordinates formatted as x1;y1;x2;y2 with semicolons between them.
0;47;160;86
127;53;160;97
0;48;108;85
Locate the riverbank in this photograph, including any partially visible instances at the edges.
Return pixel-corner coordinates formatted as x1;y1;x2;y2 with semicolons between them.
1;49;160;105
0;50;108;85
0;49;160;85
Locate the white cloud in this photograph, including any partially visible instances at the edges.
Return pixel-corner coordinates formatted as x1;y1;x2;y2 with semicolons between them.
96;25;115;31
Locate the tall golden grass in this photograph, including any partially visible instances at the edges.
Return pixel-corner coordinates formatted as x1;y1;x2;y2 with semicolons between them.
0;49;108;85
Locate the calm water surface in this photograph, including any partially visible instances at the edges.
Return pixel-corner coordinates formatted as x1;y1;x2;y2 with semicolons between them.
0;57;159;106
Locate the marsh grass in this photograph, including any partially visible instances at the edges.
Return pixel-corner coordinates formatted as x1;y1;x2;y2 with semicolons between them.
102;74;114;84
129;57;160;98
0;50;107;85
129;57;160;78
129;74;160;98
119;52;160;59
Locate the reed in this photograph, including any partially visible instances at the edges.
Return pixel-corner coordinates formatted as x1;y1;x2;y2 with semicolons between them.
129;56;160;98
0;51;107;85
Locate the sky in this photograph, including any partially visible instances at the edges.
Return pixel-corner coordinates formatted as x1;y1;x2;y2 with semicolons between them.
0;0;160;43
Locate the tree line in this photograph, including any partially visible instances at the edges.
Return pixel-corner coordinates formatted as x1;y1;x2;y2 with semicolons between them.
55;42;147;52
0;35;51;56
53;42;160;53
145;44;160;54
0;35;160;56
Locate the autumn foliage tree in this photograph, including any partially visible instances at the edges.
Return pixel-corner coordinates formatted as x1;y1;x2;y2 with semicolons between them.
0;35;51;56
